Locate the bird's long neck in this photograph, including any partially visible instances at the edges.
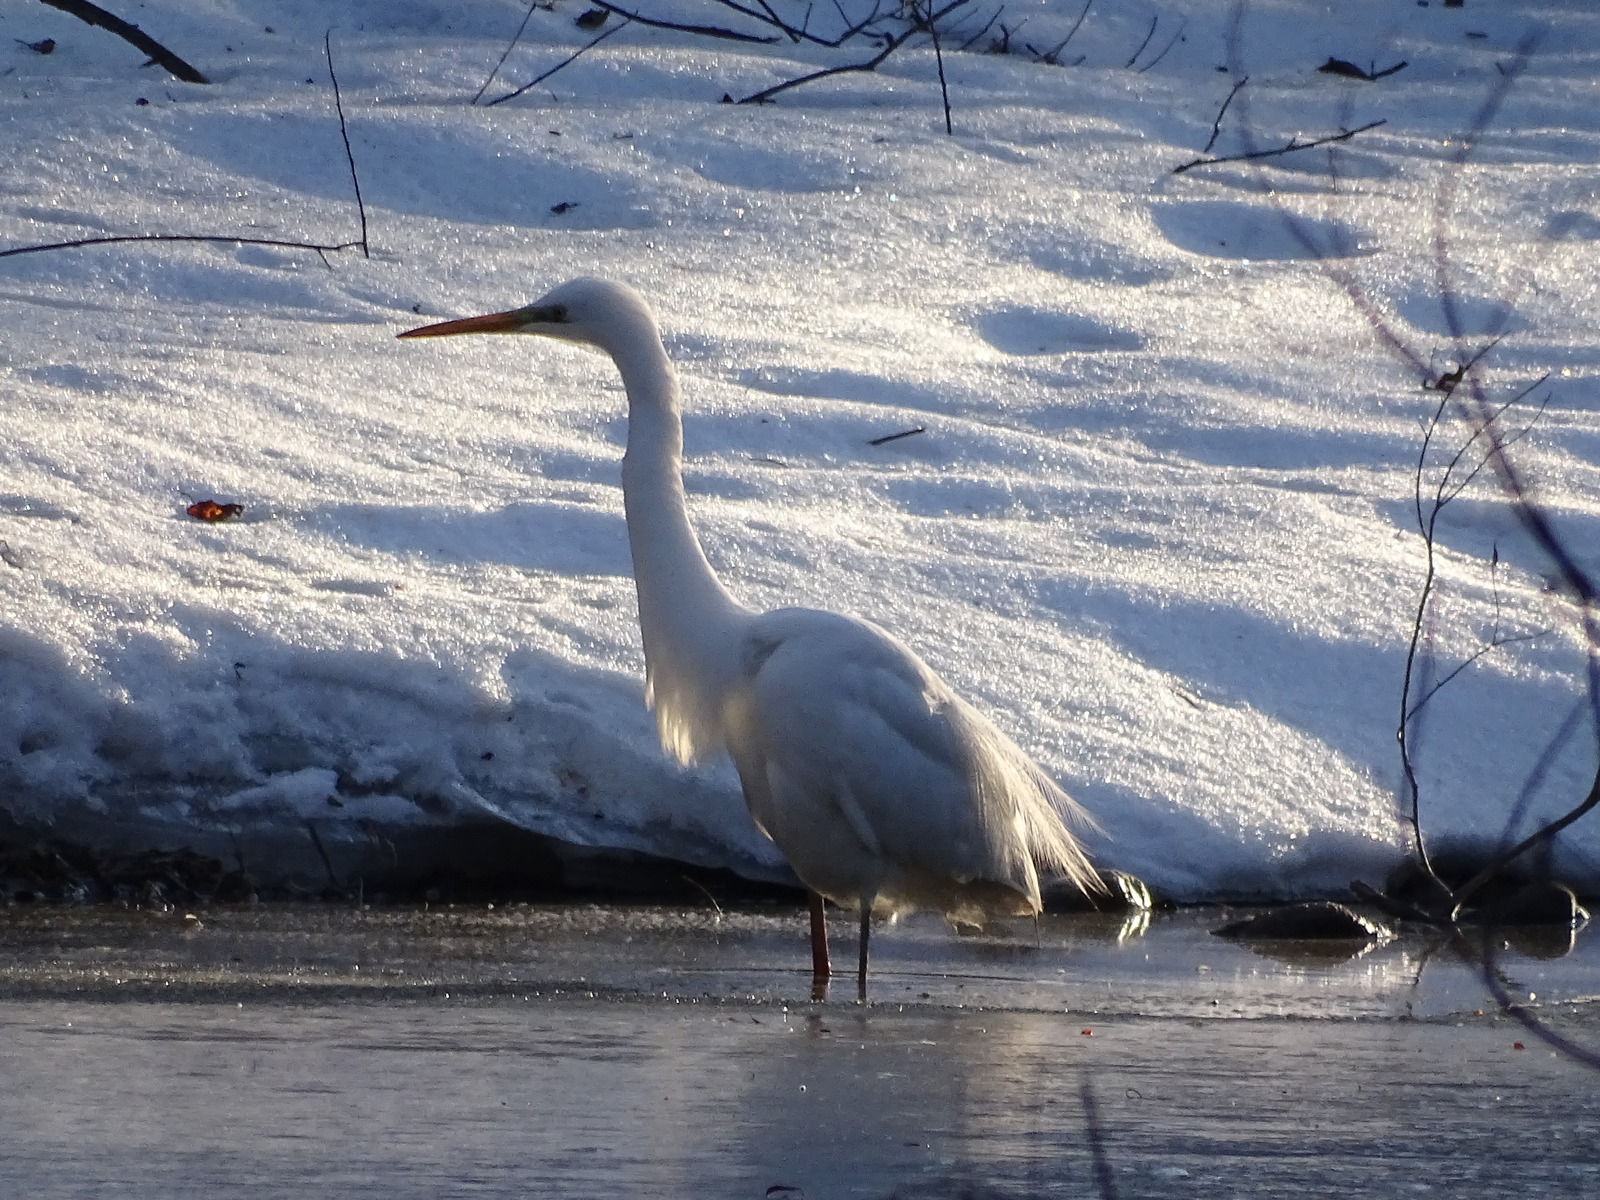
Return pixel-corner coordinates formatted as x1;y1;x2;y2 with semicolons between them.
614;335;750;761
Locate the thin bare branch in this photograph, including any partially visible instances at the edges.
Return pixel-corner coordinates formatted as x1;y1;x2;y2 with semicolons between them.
37;0;207;83
324;31;369;258
0;234;363;260
472;0;542;104
1201;76;1248;155
1173;118;1386;174
485;18;631;107
1465;930;1600;1071
1123;14;1157;70
924;1;953;135
591;0;780;43
1135;15;1185;74
734;0;972;105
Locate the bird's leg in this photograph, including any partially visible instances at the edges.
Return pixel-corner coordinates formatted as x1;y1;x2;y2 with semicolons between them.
809;890;830;1001
857;901;872;1003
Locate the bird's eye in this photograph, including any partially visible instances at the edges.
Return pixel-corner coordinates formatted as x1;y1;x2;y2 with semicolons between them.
530;304;569;323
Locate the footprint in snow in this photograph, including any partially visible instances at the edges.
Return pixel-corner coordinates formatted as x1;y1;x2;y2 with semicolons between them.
971;307;1143;356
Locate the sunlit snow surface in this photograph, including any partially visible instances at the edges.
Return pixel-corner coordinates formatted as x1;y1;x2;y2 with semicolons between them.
1;0;1598;897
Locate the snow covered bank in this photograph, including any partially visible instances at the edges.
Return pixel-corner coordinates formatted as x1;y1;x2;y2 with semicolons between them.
2;0;1598;898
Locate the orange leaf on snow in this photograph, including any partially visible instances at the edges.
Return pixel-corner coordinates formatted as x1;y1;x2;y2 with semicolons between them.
187;500;244;522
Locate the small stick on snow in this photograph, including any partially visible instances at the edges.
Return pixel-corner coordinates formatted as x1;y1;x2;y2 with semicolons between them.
325;31;369;258
1134;15;1185;73
868;426;925;446
1172;118;1386;174
1123;14;1157;70
472;0;542;104
923;0;954;135
586;1;780;44
485;18;631;107
1201;76;1248;155
0;233;364;261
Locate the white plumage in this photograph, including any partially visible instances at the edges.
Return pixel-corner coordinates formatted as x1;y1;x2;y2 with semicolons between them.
401;278;1099;998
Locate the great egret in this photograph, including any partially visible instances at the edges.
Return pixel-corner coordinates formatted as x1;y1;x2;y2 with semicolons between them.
400;278;1100;1000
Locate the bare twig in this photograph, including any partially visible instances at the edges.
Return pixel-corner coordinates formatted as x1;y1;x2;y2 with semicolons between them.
1467;929;1600;1071
1123;14;1157;70
37;0;208;83
1135;15;1185;74
0;233;363;262
868;426;926;446
1451;763;1600;918
1173;118;1385;174
472;0;542;104
958;7;1003;53
590;0;780;43
735;0;971;105
1050;0;1094;61
1201;76;1248;155
924;0;953;135
708;0;892;48
736;26;909;104
324;31;369;258
485;18;631;107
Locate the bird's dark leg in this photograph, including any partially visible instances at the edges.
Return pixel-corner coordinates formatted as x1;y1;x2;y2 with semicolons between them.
857;902;871;1003
809;890;830;1001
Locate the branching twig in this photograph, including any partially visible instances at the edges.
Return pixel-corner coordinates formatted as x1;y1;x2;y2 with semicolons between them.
37;0;208;83
735;0;971;105
472;0;542;104
957;7;1003;53
325;31;369;258
1451;763;1600;918
735;29;908;104
484;18;631;107
1201;75;1248;155
590;0;780;43
1135;15;1185;74
1123;14;1157;70
1173;118;1385;174
1034;0;1091;66
709;0;892;48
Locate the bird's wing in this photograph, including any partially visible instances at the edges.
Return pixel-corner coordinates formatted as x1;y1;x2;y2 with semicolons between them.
734;608;1088;902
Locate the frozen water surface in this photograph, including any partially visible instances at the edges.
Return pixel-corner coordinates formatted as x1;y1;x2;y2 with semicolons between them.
2;0;1600;900
0;905;1597;1199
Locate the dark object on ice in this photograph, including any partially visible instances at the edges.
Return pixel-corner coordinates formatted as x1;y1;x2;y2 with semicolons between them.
575;8;609;29
1316;56;1408;82
550;201;578;214
1042;868;1153;914
1212;901;1390;941
1373;848;1591;926
16;37;56;54
1458;881;1589;929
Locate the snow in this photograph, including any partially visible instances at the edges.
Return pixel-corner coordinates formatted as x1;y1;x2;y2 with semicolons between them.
1;0;1597;899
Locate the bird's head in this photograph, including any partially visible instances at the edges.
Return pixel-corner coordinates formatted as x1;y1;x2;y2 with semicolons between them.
397;277;659;357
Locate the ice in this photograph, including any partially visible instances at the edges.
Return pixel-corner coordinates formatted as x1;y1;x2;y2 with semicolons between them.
1;0;1597;898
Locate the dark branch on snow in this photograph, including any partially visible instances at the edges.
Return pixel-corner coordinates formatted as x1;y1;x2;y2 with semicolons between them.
37;0;208;83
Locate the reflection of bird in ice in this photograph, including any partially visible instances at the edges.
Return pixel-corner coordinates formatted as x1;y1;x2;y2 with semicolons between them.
401;279;1100;1000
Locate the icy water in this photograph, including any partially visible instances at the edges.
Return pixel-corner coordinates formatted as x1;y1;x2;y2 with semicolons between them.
0;905;1597;1198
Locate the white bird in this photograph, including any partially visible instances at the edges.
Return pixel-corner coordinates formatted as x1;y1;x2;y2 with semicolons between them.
400;279;1100;1000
